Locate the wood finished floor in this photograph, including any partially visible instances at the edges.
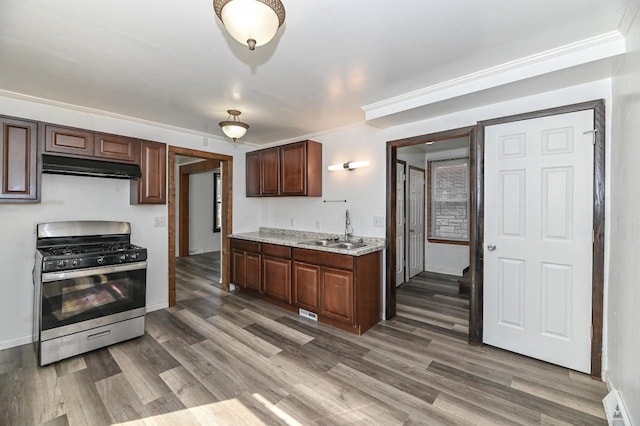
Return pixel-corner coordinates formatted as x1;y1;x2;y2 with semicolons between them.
0;253;608;425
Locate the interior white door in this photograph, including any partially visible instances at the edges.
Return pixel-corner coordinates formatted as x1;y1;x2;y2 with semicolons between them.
408;167;425;278
396;162;406;286
483;110;594;373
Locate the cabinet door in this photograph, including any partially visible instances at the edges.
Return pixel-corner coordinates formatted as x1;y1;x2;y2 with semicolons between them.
0;117;38;201
231;249;246;288
263;256;291;303
280;142;306;195
131;140;166;204
246;151;261;197
261;147;279;195
245;252;262;292
95;133;137;163
45;125;94;157
293;261;320;312
320;267;354;325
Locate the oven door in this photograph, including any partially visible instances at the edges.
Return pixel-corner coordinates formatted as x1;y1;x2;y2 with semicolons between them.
40;262;146;339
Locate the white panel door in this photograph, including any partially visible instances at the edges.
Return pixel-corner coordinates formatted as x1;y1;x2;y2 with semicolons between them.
408;167;425;278
483;110;594;373
396;162;406;286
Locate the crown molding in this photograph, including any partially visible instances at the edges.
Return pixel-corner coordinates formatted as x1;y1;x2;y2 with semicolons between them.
0;89;231;144
362;31;625;123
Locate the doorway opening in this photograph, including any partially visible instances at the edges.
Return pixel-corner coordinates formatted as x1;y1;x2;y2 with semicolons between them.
391;130;473;341
168;146;233;306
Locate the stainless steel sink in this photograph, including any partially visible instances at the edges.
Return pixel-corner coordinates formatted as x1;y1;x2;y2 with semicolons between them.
329;242;366;250
299;239;336;246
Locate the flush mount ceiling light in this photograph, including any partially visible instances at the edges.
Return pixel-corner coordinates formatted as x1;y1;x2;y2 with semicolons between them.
213;0;286;51
219;109;249;141
328;160;370;171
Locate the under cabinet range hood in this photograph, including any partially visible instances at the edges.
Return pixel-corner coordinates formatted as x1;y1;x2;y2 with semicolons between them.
42;154;142;179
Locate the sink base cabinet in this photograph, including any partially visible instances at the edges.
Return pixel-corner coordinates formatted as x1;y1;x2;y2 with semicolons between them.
261;243;293;304
292;262;320;312
230;239;381;334
293;248;381;334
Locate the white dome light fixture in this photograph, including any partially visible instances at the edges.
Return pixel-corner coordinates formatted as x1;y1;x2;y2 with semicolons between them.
219;109;249;141
213;0;286;51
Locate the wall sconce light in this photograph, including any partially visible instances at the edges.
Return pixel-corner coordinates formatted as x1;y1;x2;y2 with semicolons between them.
327;160;370;171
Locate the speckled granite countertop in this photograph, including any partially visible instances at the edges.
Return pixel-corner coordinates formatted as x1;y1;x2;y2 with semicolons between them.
229;227;386;256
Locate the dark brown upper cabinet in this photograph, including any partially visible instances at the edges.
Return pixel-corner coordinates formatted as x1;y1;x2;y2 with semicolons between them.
261;147;280;195
131;139;166;205
45;124;94;157
94;133;138;163
0;116;39;202
245;140;322;197
246;151;261;196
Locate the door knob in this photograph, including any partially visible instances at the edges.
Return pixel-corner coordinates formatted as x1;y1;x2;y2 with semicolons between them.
487;243;496;251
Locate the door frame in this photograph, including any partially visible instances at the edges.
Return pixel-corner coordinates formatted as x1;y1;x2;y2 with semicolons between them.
168;146;233;305
396;159;407;286
386;126;475;320
475;99;605;378
178;159;221;257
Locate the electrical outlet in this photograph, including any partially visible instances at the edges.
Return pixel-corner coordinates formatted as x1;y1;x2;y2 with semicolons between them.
154;216;166;227
315;220;320;230
290;218;295;227
373;216;385;227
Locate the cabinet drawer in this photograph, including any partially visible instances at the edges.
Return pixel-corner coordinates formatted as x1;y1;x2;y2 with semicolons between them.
293;248;353;270
262;243;291;258
231;239;261;253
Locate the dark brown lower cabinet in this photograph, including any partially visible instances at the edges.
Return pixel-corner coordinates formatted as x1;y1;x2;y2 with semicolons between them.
319;267;354;325
292;262;320;312
230;239;261;292
262;243;292;303
230;238;381;335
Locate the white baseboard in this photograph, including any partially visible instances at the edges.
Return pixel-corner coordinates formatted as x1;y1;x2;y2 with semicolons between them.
603;379;632;426
0;334;33;350
146;301;169;313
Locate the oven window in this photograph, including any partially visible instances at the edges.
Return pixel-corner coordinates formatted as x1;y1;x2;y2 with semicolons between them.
41;269;146;331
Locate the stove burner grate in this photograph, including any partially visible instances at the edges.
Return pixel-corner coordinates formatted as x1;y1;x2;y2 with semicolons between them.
102;243;138;252
48;246;87;256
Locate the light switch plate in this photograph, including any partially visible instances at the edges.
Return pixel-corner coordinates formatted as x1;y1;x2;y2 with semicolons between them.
154;216;166;227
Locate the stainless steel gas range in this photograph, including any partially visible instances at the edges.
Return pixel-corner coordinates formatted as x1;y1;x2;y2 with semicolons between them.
33;221;147;366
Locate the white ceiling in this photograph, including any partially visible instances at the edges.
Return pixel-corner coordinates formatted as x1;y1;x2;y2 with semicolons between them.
0;0;632;145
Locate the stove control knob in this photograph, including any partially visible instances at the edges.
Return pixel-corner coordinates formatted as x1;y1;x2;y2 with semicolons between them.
119;254;127;262
130;253;138;260
96;256;105;265
57;260;66;268
71;259;79;267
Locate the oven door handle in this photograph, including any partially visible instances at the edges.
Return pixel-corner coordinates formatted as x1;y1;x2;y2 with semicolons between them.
41;261;147;283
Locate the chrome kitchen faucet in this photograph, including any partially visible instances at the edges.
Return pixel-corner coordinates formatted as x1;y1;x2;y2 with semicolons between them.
344;209;353;242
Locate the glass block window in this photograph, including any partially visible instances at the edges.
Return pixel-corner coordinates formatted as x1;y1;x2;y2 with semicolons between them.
428;157;469;243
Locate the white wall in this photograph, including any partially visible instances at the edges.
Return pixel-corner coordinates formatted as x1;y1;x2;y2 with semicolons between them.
260;125;388;238
189;171;221;254
0;94;254;349
608;4;640;423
